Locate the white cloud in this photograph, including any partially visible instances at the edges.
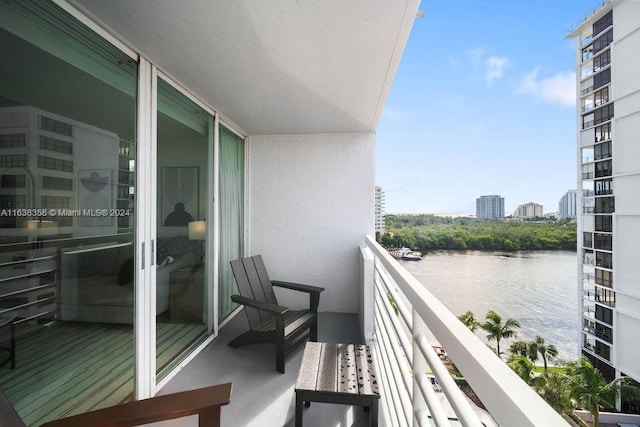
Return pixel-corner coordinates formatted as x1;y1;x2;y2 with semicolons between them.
515;68;576;108
485;56;509;86
466;48;509;87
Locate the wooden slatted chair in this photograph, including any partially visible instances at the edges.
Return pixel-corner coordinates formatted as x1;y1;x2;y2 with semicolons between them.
229;255;324;373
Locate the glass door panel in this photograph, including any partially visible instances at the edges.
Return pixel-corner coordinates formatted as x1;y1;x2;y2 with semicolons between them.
218;126;244;321
0;1;137;424
155;78;210;377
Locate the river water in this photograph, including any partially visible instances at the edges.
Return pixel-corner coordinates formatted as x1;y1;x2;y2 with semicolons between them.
400;250;579;362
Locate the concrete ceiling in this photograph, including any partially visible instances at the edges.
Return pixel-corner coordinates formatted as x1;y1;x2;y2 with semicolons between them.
71;0;420;136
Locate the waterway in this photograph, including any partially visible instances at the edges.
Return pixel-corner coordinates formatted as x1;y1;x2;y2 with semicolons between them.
400;250;579;362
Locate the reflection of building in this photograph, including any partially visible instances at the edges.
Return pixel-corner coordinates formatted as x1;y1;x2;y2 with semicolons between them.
559;190;577;220
374;185;385;234
512;202;543;219
0;105;134;238
476;195;504;219
568;0;640;394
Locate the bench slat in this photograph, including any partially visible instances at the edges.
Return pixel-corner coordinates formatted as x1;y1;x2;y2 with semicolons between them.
355;345;379;397
338;344;358;394
296;342;322;391
316;343;338;392
296;342;380;397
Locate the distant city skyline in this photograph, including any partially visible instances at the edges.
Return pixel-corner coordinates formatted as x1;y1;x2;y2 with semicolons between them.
476;194;505;219
376;1;591;214
382;191;569;217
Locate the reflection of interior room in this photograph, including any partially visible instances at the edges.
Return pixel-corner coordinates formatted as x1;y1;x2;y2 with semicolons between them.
155;77;209;375
0;6;207;425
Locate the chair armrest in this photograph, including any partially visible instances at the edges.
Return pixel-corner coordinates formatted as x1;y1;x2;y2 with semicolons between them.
39;383;232;427
271;281;323;312
231;294;289;315
271;281;325;294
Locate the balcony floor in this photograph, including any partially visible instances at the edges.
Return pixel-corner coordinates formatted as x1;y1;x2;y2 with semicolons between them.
159;311;372;426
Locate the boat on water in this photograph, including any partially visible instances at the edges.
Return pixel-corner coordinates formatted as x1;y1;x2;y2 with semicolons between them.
389;247;422;261
401;252;422;261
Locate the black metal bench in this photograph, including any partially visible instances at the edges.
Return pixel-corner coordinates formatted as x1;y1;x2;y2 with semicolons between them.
295;342;380;427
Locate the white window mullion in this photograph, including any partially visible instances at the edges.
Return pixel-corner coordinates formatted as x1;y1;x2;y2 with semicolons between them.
149;63;159;389
211;114;220;336
134;56;156;400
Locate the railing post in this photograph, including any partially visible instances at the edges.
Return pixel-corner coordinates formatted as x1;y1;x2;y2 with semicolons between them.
412;311;451;427
360;245;374;344
412;310;428;426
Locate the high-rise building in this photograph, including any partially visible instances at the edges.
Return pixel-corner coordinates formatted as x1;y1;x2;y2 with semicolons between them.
475;195;504;219
375;185;385;234
568;0;640;397
559;190;578;220
512;202;543;219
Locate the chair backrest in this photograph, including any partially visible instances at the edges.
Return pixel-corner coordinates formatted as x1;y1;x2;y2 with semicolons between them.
230;255;279;327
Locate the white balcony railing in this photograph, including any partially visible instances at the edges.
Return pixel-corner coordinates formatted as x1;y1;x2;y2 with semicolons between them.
361;236;569;427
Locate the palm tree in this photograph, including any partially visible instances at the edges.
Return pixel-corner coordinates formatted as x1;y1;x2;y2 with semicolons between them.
508;355;536;384
509;340;530;359
481;310;520;358
536;372;588;426
527;335;558;373
457;311;480;332
566;357;640;427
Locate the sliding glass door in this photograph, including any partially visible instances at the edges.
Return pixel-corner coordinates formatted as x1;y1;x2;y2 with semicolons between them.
1;2;246;423
155;78;211;378
218;126;245;321
0;1;137;424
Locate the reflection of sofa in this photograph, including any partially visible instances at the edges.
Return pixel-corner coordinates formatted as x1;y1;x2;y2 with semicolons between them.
61;237;196;324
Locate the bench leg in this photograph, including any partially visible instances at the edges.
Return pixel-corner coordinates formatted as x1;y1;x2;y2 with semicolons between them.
198;406;221;427
276;318;285;373
310;319;318;342
276;341;285;374
295;392;303;427
370;399;379;427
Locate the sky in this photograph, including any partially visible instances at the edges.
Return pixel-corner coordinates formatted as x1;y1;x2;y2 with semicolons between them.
376;1;597;215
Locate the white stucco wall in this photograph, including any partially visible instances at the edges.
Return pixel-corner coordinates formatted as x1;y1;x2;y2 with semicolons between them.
247;133;375;313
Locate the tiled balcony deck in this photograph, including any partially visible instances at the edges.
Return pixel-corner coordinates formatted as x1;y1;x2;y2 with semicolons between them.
159;312;371;427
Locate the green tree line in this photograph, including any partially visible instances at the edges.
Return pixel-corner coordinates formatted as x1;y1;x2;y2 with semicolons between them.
380;214;576;251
